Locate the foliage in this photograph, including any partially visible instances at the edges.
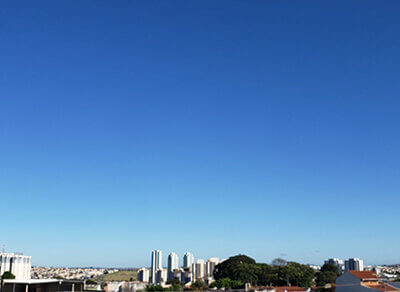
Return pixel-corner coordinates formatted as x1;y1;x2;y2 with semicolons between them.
166;279;184;291
256;263;278;286
209;278;243;289
1;271;16;279
315;264;340;287
275;262;315;288
145;284;165;291
271;258;288;267
320;263;339;274
213;254;315;288
190;280;207;291
213;255;257;283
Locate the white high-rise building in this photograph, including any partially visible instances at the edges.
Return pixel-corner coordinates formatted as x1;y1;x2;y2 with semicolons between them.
137;268;150;283
192;259;205;281
155;269;168;284
206;258;219;277
151;250;162;284
325;258;344;273
167;252;179;280
183;252;194;269
345;258;364;272
0;253;31;281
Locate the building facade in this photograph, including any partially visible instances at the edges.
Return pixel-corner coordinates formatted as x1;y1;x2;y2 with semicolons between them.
167;252;178;280
155;269;167;284
0;253;31;281
324;258;344;274
137;268;150;283
205;258;219;278
344;258;364;272
192;259;205;281
183;252;194;269
151;250;162;284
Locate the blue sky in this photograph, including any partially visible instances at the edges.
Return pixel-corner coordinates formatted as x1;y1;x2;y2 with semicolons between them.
1;0;400;267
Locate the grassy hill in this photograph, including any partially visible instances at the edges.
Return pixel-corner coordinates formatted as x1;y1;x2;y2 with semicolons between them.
95;270;138;282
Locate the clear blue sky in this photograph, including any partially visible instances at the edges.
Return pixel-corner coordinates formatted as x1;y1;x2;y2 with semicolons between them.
1;0;399;267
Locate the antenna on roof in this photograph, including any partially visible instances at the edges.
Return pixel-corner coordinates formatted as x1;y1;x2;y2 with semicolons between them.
2;244;5;253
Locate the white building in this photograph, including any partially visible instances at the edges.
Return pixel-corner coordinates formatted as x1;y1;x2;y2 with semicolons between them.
324;258;344;273
137;268;150;283
192;259;205;281
155;269;167;284
167;252;179;280
183;252;194;269
345;258;364;272
205;258;219;278
151;250;162;284
0;253;31;281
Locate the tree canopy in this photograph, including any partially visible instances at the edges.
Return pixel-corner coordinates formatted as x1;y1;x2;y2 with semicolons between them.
315;264;340;287
213;255;315;288
1;271;16;279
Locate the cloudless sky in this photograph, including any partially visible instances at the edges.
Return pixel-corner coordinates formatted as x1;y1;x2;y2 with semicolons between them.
1;0;400;267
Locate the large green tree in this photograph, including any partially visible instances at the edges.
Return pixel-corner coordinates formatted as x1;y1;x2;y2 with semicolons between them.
276;262;315;288
213;255;257;282
315;264;340;287
256;263;278;286
213;254;315;288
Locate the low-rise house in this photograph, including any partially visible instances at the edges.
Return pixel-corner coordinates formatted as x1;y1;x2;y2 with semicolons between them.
335;270;400;292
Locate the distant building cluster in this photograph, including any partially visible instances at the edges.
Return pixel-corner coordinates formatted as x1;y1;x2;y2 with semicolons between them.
31;266;117;280
136;250;221;286
324;257;364;273
0;252;31;281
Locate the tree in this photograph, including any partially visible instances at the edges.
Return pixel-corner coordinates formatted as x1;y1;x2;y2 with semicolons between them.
166;279;184;291
271;258;287;267
320;263;339;275
276;262;315;288
209;278;243;289
1;271;16;279
145;284;165;291
213;255;257;282
315;264;340;287
256;263;278;286
191;280;207;291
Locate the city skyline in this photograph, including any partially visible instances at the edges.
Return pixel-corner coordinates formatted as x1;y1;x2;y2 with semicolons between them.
2;0;400;267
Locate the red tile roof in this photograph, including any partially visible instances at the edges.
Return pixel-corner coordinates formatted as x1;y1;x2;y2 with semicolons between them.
349;270;378;280
363;283;400;291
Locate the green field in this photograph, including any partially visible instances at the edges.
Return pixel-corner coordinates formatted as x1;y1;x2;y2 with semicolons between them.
95;270;138;282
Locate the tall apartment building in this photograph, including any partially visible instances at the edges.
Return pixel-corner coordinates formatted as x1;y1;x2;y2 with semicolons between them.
345;258;364;272
167;252;179;280
192;259;205;281
155;269;167;284
206;258;219;278
151;250;162;284
0;253;31;281
325;258;344;273
137;268;150;283
183;252;194;269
